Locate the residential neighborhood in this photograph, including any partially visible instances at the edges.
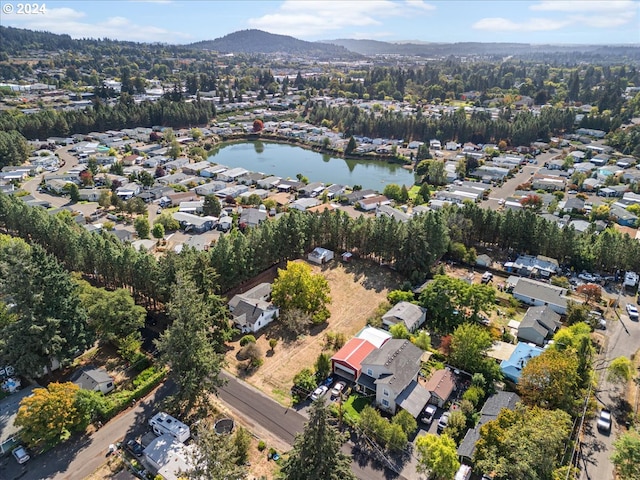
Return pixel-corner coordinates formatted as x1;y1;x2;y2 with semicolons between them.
1;9;640;480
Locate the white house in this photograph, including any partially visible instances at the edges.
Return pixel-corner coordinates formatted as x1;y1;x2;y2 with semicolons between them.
71;367;115;394
228;283;279;333
381;302;427;332
308;247;334;264
512;278;569;315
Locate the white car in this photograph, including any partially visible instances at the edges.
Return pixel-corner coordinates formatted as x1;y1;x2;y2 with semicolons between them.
310;385;328;401
597;409;612;434
12;445;30;464
626;304;639;321
578;273;597;282
330;381;346;397
420;405;438;425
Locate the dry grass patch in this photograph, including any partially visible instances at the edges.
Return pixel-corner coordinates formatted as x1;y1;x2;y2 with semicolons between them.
224;259;402;402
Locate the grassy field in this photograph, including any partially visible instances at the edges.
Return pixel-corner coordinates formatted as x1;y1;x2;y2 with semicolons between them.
224;259;402;403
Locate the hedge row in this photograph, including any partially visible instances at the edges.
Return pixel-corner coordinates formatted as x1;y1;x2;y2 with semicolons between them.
99;367;167;420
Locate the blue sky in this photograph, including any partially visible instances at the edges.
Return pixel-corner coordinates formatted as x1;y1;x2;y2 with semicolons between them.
2;0;639;45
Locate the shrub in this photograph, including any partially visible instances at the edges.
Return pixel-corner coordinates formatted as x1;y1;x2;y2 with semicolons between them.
462;385;485;408
257;440;267;451
239;335;256;346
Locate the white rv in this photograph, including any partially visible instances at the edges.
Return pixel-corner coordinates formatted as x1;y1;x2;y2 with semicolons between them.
149;412;190;443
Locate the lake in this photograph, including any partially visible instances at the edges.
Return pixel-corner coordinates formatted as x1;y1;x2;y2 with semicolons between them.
207;141;418;192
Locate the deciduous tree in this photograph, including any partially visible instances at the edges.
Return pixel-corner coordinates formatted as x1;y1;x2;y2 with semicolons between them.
608;356;633;385
15;382;87;448
611;429;640;480
415;434;460;480
272;261;331;324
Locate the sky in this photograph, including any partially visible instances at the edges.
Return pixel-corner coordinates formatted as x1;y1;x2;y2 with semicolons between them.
2;0;639;45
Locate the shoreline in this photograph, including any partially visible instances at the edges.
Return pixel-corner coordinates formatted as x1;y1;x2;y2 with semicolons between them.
214;133;413;167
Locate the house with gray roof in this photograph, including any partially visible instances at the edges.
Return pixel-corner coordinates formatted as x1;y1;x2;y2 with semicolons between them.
517;306;561;346
71;367;114;394
457;392;521;462
381;302;426;332
357;339;428;416
512;278;569;315
228;283;279;334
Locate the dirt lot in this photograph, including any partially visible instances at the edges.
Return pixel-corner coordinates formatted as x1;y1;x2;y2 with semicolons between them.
224;259;402;403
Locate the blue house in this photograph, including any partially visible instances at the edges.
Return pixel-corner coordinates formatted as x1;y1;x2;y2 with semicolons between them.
500;342;544;383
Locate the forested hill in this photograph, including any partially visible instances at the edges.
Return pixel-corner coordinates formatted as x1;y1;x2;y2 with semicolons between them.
0;26;183;56
188;29;360;59
325;38;640;63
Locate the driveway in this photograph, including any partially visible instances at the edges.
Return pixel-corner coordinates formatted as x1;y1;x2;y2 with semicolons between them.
579;293;640;480
2;381;176;480
0;385;36;447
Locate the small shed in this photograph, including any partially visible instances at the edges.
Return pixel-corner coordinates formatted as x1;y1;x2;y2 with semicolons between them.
71;367;115;394
308;247;334;264
341;252;353;262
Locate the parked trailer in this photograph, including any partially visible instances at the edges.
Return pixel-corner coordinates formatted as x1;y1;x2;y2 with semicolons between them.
149;412;190;443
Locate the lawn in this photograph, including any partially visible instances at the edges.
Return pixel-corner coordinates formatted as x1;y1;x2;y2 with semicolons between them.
343;393;372;421
224;259;402;403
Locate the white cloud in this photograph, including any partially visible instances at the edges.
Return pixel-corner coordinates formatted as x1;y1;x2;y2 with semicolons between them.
475;0;638;35
247;0;436;38
4;7;190;42
530;1;634;13
473;17;571;32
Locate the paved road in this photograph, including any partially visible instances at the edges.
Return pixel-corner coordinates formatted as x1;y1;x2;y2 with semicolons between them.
580;292;639;480
217;371;405;480
482;151;558;211
2;381;176;480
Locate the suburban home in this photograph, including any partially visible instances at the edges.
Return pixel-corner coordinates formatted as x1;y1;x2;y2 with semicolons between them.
376;205;411;222
218;167;249;182
381;302;427;332
610;204;638;227
142;434;192;480
500;342;544;383
331;338;378;381
307;247;334;264
71;367;115;394
299;182;325;197
517;306;561;346
239;208;267;228
512;278;569;315
228;283;279;334
457;392;521;463
178;200;204;213
172;212;217;233
424;369;456;408
357;195;391;211
78;188;103;202
504;254;559;279
357;339;430;416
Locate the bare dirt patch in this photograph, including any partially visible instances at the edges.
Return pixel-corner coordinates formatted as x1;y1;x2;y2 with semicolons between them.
224;259;402;403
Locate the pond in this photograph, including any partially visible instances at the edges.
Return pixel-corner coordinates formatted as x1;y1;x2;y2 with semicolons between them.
207;141;418;192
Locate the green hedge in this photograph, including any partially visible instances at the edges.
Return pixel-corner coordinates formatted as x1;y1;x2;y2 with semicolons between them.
99;367;167;420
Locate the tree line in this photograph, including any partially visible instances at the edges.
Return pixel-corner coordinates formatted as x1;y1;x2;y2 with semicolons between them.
0;96;216;140
307;101;577;145
1;195;639;311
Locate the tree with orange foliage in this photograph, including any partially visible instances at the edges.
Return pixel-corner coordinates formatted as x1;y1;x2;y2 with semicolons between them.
576;283;602;305
253;119;264;133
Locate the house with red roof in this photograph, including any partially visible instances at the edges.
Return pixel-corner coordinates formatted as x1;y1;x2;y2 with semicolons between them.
330;338;378;381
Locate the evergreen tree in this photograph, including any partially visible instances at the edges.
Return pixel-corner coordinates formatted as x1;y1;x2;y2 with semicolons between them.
155;272;231;412
280;401;355;480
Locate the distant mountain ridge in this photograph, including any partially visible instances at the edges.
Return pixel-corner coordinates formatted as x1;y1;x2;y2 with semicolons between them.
188;29;360;59
325;38;640;59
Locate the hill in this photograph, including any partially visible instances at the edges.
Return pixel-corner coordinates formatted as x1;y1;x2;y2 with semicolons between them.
188;29;359;59
325;38;640;62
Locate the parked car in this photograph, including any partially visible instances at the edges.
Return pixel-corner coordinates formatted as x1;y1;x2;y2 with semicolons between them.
12;445;30;464
311;385;328;401
481;272;493;284
437;412;450;433
420;405;437;425
627;304;639;321
597;409;612;434
330;381;346;397
125;439;144;457
578;272;597;282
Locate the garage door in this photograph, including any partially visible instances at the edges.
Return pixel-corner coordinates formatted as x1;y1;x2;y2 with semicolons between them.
334;363;356;380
